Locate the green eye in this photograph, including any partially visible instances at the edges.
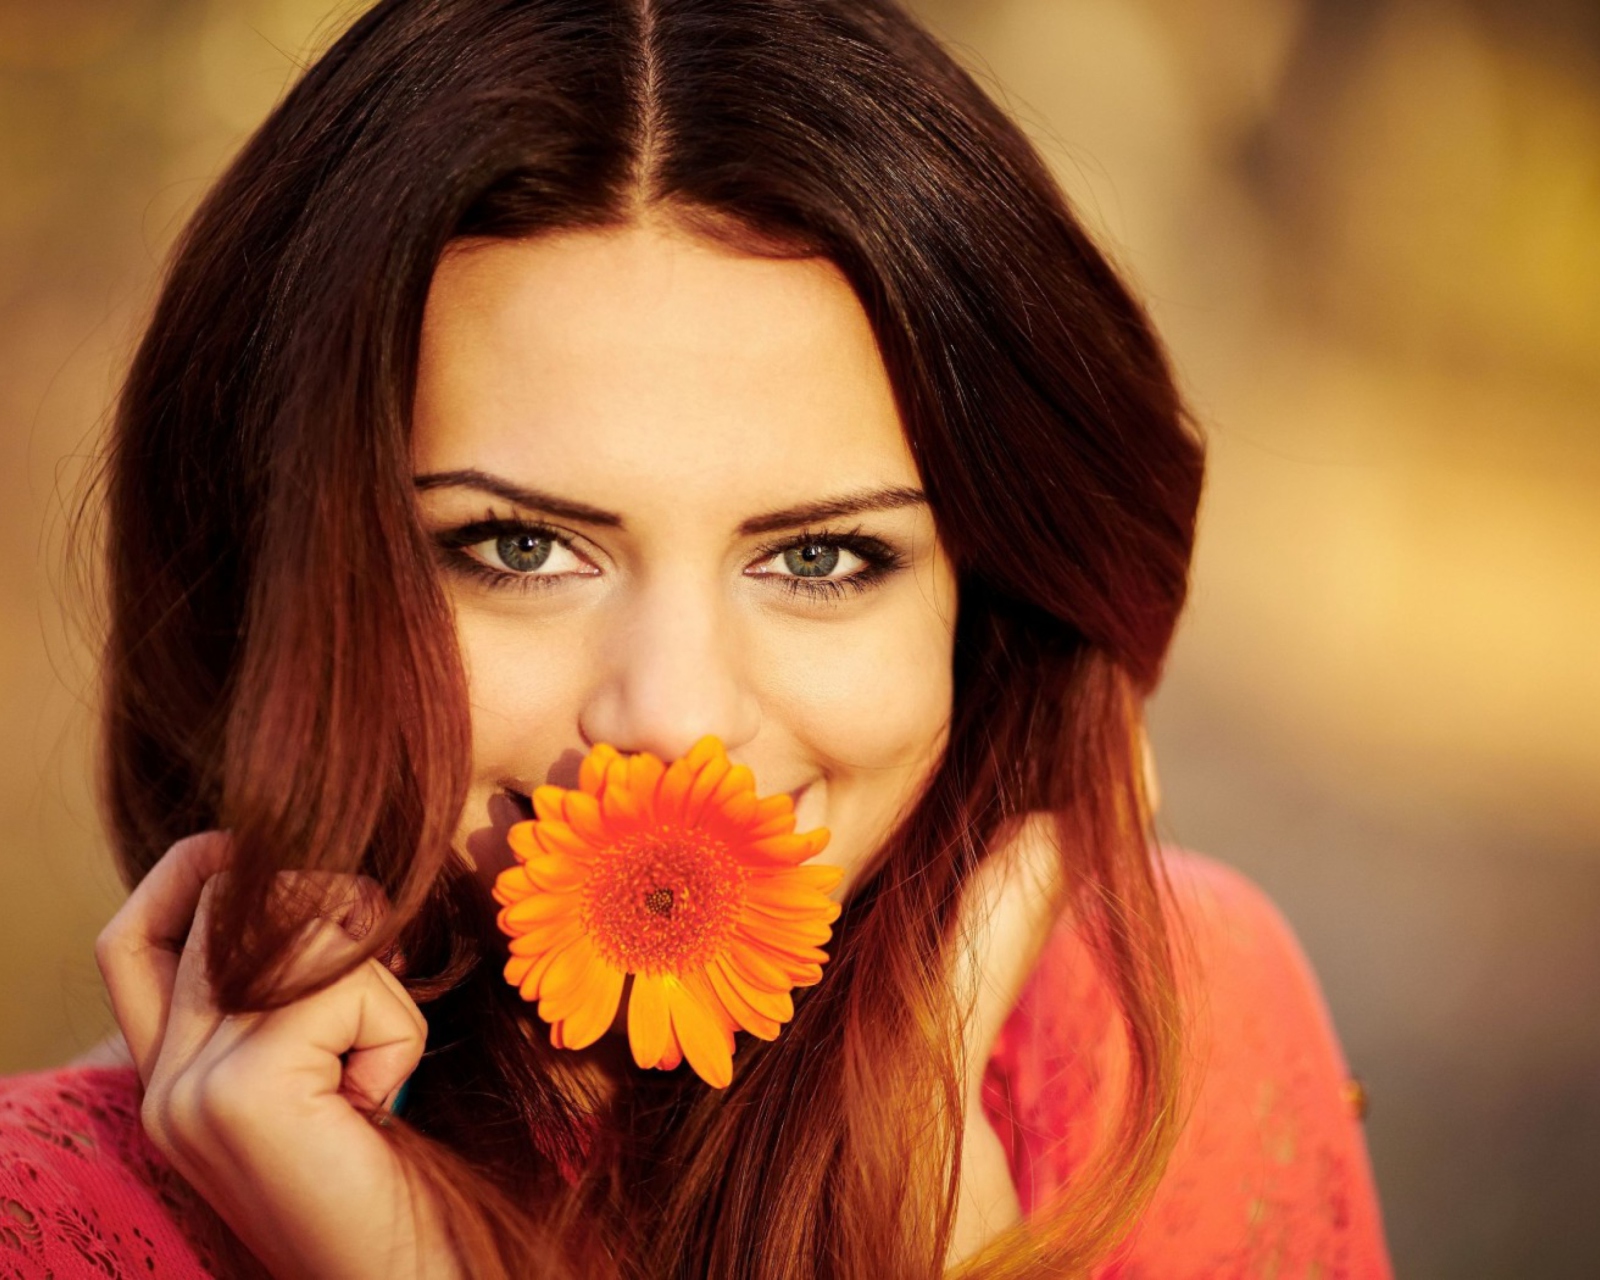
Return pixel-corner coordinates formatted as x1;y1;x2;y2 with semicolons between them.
783;543;840;577
496;532;554;573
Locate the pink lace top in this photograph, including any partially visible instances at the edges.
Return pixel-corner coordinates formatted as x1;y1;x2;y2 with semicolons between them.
0;851;1391;1277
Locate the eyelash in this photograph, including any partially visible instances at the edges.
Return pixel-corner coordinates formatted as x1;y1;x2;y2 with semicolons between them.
757;525;907;601
432;517;907;602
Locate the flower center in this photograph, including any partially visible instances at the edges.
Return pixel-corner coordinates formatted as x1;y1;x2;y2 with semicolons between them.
643;887;675;917
581;827;747;974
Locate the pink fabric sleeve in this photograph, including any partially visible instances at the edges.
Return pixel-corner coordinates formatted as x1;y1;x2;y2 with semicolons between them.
0;1065;218;1278
981;849;1393;1278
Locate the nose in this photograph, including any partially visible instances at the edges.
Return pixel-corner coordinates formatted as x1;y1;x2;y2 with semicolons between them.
577;576;760;763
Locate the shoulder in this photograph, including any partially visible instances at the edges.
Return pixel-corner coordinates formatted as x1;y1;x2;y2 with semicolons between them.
1158;847;1339;1032
985;847;1392;1275
1154;849;1367;1134
1115;848;1395;1277
1159;845;1311;955
0;1065;218;1277
1000;845;1344;1065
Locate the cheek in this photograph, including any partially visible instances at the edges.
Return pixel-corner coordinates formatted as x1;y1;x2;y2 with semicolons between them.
455;610;590;777
761;598;955;773
758;597;953;894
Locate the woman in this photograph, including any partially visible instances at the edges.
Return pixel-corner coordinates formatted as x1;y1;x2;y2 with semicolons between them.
0;0;1390;1275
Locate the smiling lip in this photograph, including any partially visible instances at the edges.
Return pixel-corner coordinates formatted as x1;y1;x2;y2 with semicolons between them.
785;780;816;821
500;785;534;822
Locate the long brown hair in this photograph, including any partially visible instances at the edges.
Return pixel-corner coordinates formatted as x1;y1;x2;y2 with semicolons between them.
95;0;1204;1274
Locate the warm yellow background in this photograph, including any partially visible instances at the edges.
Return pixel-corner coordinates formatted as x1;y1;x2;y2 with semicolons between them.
2;2;1596;1275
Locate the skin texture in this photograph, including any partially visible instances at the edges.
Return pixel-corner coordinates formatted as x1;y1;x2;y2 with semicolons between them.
93;216;1067;1275
410;219;959;904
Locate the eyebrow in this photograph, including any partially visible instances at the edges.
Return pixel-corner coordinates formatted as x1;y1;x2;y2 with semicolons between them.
412;468;928;536
737;486;928;535
413;469;623;527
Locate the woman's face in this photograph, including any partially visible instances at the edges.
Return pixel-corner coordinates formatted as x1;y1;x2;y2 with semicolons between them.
411;219;958;903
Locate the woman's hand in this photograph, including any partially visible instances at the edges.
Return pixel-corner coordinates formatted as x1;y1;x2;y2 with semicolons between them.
94;832;463;1280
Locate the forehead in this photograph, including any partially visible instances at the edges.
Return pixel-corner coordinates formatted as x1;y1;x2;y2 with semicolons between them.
411;222;919;516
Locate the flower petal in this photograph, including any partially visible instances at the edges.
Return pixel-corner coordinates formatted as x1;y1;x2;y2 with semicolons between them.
744;831;830;865
627;751;666;807
562;791;608;845
518;936;580;1001
744;793;797;839
744;879;841;920
683;753;731;826
730;932;830;985
684;969;739;1039
734;924;832;966
712;788;758;831
787;963;825;987
658;1026;684;1071
505;954;535;987
560;962;626;1050
707;956;785;1037
627;972;672;1068
579;743;621;796
538;936;601;1012
534;821;596;860
685;735;724;770
777;863;847;893
724;940;793;991
493;866;534;906
666;976;733;1089
506;915;585;956
754;793;794;823
599;768;646;827
501;889;580;928
739;914;836;948
532;786;566;823
656;756;697;824
507;822;540;861
709;764;756;808
524;853;588;893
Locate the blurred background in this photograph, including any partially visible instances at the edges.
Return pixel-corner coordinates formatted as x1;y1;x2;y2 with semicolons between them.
0;0;1595;1274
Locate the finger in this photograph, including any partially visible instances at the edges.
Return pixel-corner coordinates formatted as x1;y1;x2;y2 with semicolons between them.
340;960;428;1112
248;950;428;1114
95;831;232;1086
158;870;384;1067
328;874;388;944
154;870;238;1092
244;914;427;1052
263;870;391;944
247;890;394;1011
258;871;410;983
316;874;409;977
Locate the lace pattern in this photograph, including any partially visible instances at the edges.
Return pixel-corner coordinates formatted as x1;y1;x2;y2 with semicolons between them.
0;1067;218;1278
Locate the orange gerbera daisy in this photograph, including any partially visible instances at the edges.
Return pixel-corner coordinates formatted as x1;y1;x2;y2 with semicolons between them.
493;735;843;1088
